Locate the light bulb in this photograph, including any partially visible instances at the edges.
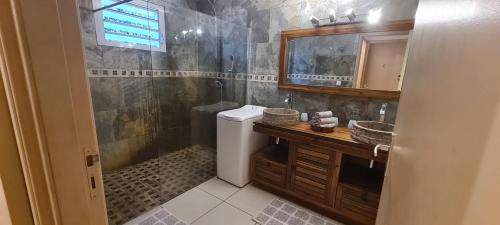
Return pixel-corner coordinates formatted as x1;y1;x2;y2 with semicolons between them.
368;9;382;23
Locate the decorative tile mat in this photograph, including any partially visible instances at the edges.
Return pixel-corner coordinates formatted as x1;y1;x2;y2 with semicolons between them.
253;199;343;225
125;208;187;225
104;145;216;225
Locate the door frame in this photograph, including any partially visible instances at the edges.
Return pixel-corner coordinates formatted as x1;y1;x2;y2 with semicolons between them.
0;0;108;224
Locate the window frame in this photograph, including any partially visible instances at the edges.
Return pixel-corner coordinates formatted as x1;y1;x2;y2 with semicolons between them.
92;0;166;52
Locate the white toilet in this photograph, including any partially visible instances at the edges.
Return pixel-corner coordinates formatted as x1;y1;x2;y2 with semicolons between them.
217;105;268;187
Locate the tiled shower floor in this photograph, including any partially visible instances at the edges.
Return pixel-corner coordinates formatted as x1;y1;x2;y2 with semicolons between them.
102;145;216;225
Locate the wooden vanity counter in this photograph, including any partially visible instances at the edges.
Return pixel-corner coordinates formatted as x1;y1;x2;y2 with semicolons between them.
251;121;388;225
253;121;388;162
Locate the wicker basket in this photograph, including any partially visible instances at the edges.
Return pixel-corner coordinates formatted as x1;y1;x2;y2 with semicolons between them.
262;108;300;127
310;124;335;133
351;121;394;145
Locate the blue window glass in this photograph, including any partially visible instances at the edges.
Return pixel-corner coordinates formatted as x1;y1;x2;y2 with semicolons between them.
98;0;163;50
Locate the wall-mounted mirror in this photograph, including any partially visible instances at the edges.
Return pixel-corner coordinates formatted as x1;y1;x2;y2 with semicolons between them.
278;20;414;100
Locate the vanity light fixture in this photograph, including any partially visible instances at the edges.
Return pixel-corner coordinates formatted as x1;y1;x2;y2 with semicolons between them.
196;28;203;35
310;16;320;27
309;8;380;27
328;10;337;23
346;8;357;22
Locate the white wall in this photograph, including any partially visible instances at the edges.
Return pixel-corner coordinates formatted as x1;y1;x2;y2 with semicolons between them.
377;0;500;224
0;180;13;225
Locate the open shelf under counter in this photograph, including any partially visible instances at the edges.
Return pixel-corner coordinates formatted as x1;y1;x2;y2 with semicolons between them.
251;121;388;225
251;144;289;188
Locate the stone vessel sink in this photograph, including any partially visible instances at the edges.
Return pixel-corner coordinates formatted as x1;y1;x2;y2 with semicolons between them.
351;121;394;145
262;108;299;127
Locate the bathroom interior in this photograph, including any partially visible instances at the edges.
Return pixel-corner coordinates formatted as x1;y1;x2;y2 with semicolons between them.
79;0;416;224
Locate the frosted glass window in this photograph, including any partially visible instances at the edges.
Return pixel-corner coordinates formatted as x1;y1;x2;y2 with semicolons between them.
93;0;166;52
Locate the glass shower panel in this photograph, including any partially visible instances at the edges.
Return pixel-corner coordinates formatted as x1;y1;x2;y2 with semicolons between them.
86;0;250;223
153;5;215;202
85;1;162;225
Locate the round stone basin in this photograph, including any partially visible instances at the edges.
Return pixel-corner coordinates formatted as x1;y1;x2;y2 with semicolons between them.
262;108;299;127
351;121;394;145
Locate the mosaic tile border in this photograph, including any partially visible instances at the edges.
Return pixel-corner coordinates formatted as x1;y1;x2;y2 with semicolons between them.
87;68;279;83
287;74;354;82
253;198;343;225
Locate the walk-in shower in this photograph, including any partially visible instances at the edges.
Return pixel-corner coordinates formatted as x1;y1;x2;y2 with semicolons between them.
79;0;247;224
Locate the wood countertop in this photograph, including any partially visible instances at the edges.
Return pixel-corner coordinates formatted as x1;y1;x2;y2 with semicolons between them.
254;121;370;146
253;121;387;161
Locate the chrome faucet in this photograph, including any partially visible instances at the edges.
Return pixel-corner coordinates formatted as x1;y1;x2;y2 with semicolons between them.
284;93;293;109
379;103;388;122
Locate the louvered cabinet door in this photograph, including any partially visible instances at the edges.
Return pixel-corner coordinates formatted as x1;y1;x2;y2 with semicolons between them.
289;144;336;205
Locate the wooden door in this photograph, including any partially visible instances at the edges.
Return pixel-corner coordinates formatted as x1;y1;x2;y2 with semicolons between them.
289;144;338;205
363;40;407;90
0;0;108;224
376;0;500;224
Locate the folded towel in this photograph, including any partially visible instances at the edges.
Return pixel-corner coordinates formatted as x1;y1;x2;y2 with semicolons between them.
310;116;337;127
320;123;336;128
315;111;333;118
318;117;335;124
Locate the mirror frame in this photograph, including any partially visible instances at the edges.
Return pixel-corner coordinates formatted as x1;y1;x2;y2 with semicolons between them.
278;20;414;100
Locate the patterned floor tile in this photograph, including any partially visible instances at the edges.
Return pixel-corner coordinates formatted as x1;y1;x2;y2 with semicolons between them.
104;145;216;225
253;199;344;225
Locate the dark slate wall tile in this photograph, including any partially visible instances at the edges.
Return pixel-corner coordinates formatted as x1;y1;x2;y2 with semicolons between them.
99;140;130;173
79;7;103;68
197;12;221;72
102;46;152;70
249;9;270;43
122;78;155;108
246;81;288;108
94;110;118;144
216;0;419;124
89;77;123;112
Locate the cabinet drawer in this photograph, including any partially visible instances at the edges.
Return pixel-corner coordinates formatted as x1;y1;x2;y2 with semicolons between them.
291;171;329;200
295;146;331;172
253;156;287;188
290;144;335;204
335;184;380;222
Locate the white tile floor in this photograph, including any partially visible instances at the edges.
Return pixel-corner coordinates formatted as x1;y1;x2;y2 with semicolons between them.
125;177;339;225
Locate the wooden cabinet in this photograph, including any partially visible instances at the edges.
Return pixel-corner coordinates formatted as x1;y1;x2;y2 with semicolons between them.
335;184;380;224
251;122;387;225
251;145;288;188
289;144;337;205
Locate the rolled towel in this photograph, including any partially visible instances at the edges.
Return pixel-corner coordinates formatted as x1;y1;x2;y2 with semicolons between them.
318;117;335;124
315;111;333;118
320;123;336;128
309;117;320;126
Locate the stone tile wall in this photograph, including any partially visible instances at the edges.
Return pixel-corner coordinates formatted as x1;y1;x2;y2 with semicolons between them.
78;0;419;172
79;0;247;172
207;0;419;126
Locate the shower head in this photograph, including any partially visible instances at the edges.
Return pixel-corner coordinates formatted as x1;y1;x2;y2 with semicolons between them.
214;79;223;88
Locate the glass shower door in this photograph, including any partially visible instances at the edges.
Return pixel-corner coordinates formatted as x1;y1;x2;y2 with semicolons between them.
85;0;163;224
